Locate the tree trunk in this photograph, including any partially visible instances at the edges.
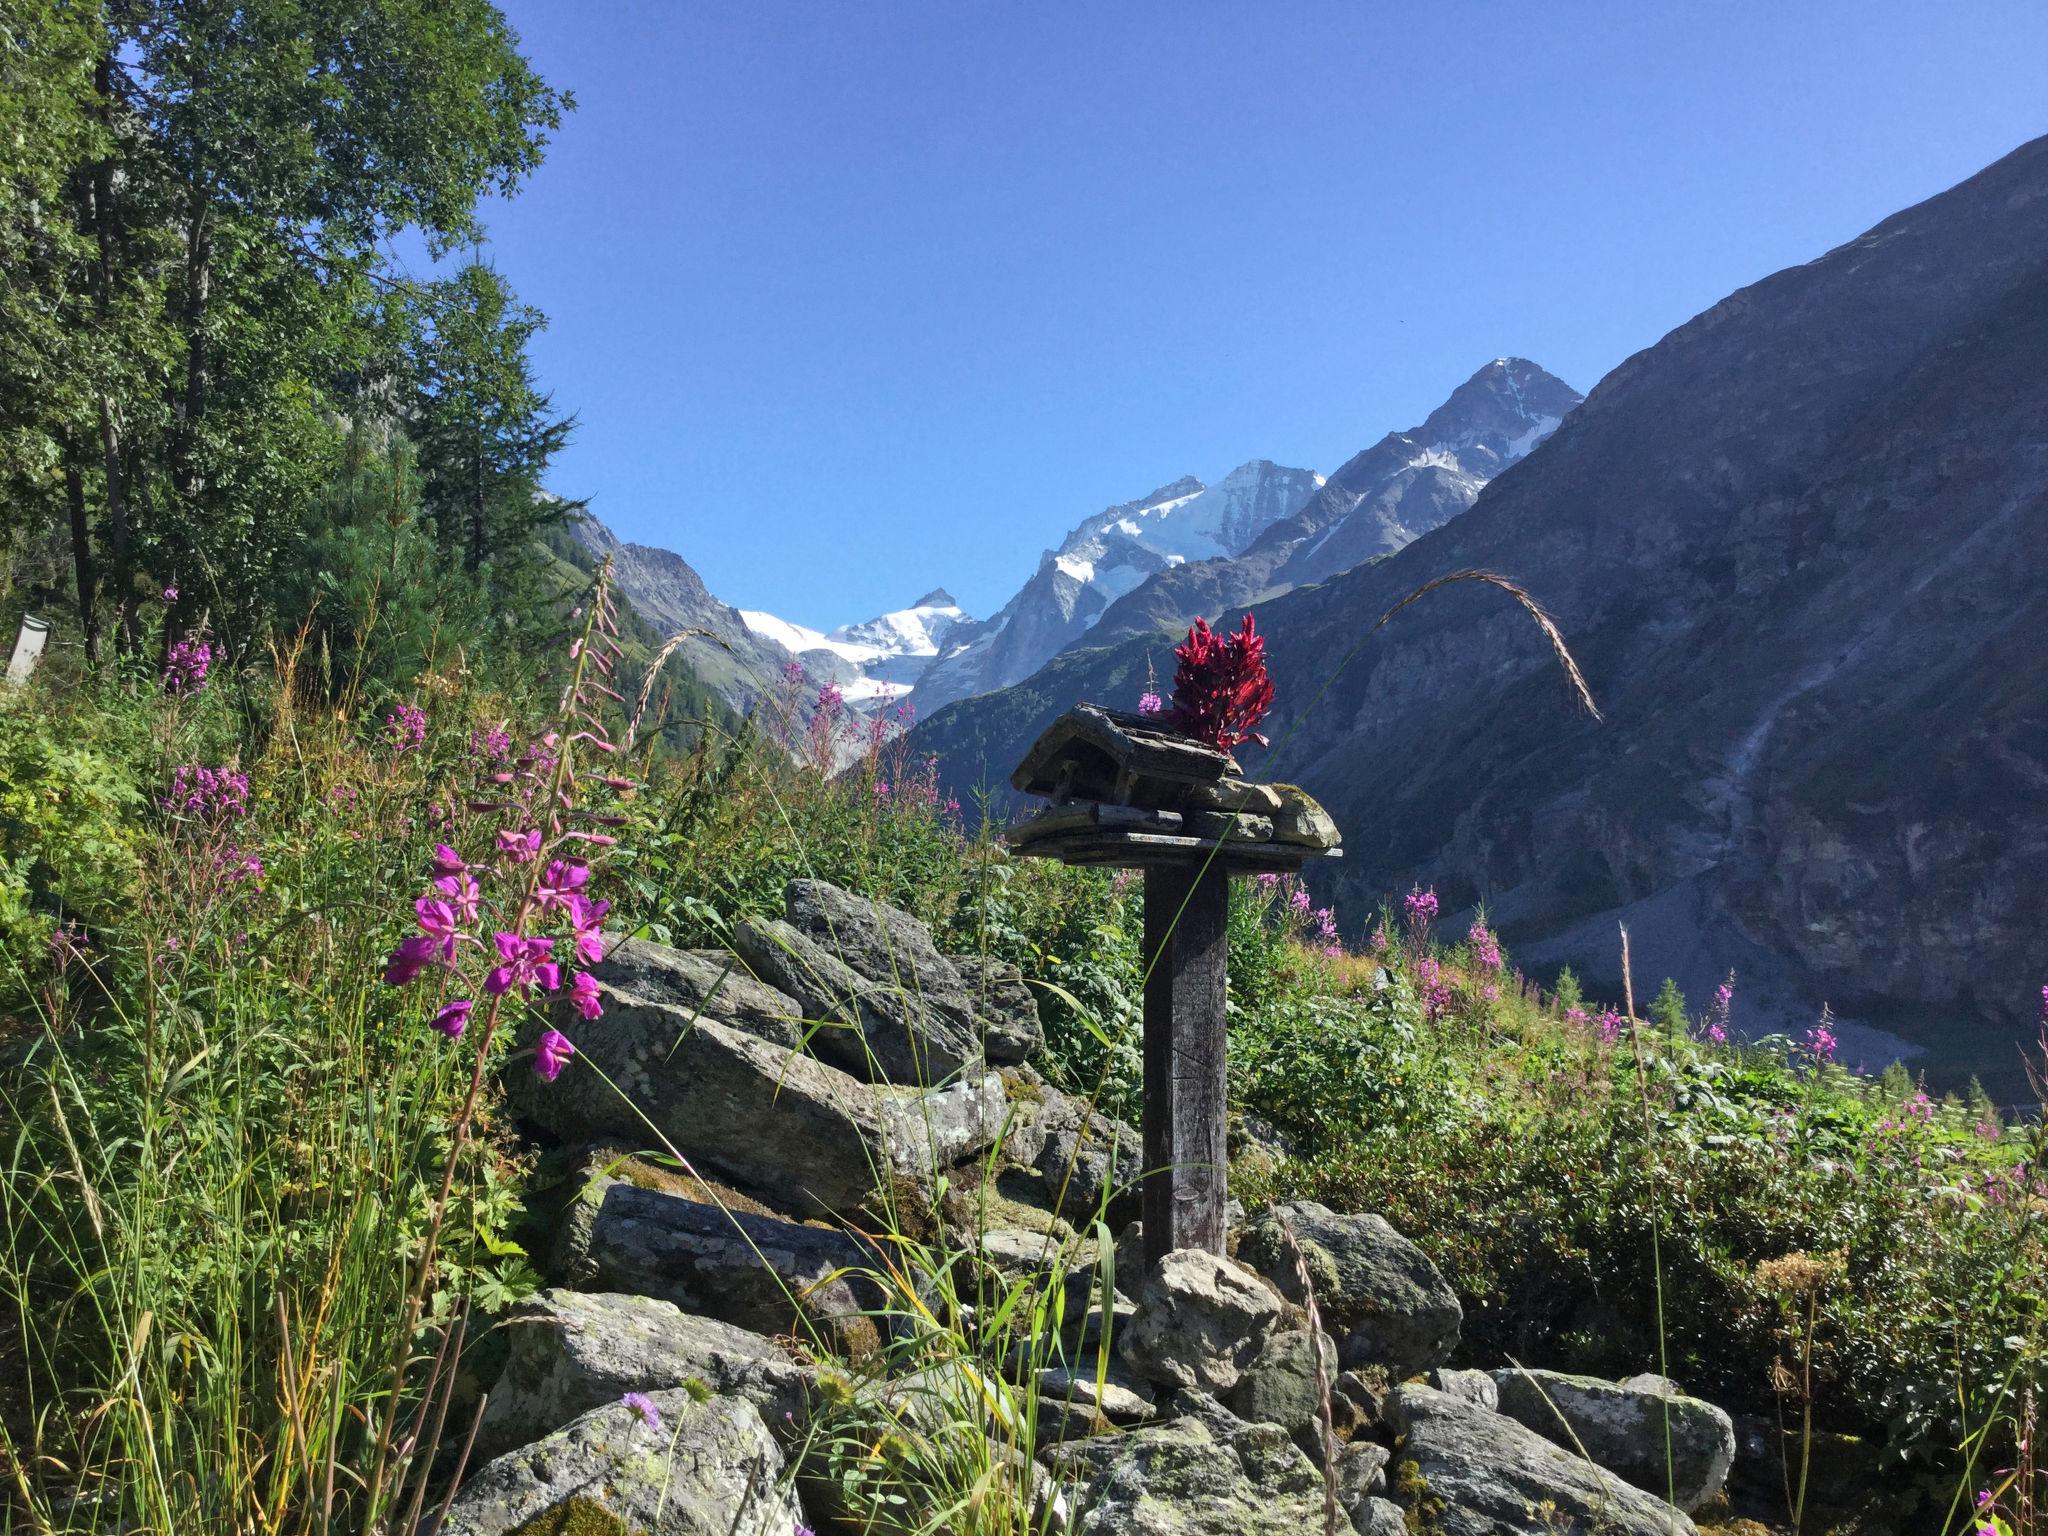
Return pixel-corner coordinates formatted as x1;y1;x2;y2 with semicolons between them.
91;53;132;647
174;191;211;497
65;448;100;664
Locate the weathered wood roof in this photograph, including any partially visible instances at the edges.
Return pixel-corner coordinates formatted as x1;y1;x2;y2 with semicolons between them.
1010;705;1238;805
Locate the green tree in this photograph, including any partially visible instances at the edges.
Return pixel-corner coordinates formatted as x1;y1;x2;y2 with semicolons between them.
1553;965;1583;1013
1650;977;1689;1039
5;0;571;661
408;260;578;615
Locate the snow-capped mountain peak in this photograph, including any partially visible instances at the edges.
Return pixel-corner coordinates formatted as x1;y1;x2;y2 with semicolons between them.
738;591;977;709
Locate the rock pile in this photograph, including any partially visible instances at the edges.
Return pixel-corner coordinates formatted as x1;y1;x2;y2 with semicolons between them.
442;879;1736;1536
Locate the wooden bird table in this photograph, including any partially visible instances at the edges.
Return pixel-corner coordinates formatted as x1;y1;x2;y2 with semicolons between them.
1006;705;1342;1273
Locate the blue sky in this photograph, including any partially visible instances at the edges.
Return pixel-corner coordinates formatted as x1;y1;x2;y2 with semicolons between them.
452;2;2048;626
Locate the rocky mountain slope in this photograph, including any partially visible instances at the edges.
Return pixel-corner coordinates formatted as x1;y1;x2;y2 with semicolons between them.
567;516;798;718
1072;359;1581;652
909;135;2048;1093
905;463;1326;716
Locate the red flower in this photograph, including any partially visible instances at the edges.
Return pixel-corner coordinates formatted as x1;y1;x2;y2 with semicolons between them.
1165;613;1275;751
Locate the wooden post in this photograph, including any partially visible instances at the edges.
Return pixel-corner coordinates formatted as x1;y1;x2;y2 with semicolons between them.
1141;859;1230;1271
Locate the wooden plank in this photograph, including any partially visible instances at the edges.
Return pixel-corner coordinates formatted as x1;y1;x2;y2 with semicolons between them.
1142;862;1231;1269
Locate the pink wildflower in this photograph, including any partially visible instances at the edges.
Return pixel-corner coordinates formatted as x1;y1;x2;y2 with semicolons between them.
163;633;212;693
1806;1022;1838;1062
1403;886;1438;933
496;827;542;864
383;702;427;752
434;871;482;924
535;859;590;913
1467;921;1502;970
568;894;610;965
432;843;468;875
161;585;178;601
1137;692;1164;715
1597;1009;1624;1045
469;725;512;761
1564;1005;1590;1028
1289;888;1312;914
620;1390;660;1430
534;1028;576;1082
431;999;473;1038
486;933;561;998
569;971;604;1020
383;934;443;986
415;898;464;961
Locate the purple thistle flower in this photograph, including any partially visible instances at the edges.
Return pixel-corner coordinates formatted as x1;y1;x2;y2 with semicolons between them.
568;971;604;1020
486;933;561;998
534;1028;576;1082
431;999;473;1038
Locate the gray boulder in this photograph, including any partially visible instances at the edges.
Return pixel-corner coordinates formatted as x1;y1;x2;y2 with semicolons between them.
1120;1249;1281;1394
512;995;998;1220
593;935;804;1047
1047;1412;1331;1535
1028;1089;1144;1226
1429;1366;1500;1412
735;915;982;1086
1336;1439;1391;1505
476;1290;812;1459
1387;1383;1698;1536
438;1389;801;1536
1491;1366;1736;1514
1350;1494;1407;1536
1238;1202;1461;1377
1223;1328;1338;1450
586;1183;885;1358
951;954;1045;1064
1037;1363;1159;1426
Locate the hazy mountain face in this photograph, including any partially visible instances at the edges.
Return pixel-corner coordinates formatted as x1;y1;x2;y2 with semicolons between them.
908;138;2048;1095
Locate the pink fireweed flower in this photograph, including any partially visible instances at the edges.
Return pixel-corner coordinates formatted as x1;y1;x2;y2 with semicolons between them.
486;933;561;998
1806;1022;1838;1061
434;871;482;924
1480;982;1500;1003
496;827;542;864
1564;1005;1590;1028
161;585;178;601
1403;886;1438;933
534;1028;576;1082
1315;907;1338;941
164;764;250;822
1597;1009;1624;1045
1706;1023;1728;1045
384;933;444;986
1256;872;1280;889
568;894;610;965
383;702;427;752
781;658;807;684
535;859;590;913
569;971;604;1020
431;999;473;1038
1289;888;1312;914
1467;921;1502;970
432;843;468;876
163;633;212;693
621;1391;660;1431
1137;692;1164;715
816;682;844;714
1324;944;1343;960
415;898;465;961
469;725;512;761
